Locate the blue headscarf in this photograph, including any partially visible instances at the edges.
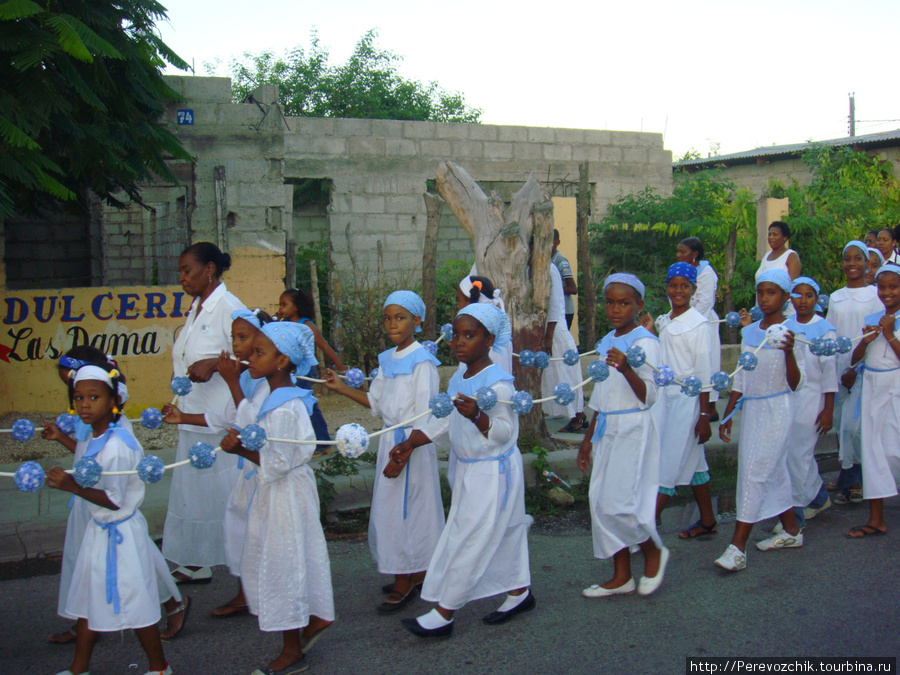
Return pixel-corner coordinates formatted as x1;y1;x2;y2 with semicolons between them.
231;308;263;329
666;262;697;285
604;273;645;299
869;247;885;267
875;262;900;282
457;304;512;349
791;276;820;296
383;290;426;333
757;269;791;293
260;322;318;376
843;240;869;260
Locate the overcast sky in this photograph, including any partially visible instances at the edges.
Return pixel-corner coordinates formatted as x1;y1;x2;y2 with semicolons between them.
156;0;899;158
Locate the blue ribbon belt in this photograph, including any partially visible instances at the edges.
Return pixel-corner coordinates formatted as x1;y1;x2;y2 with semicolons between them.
456;444;516;510
393;427;413;520
94;511;135;615
721;389;791;424
591;407;647;443
854;364;900;419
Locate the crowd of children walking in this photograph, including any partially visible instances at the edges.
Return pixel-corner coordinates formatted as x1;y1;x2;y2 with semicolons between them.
37;234;900;674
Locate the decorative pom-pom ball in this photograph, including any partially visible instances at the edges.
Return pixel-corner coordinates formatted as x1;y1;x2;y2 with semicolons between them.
836;336;853;354
14;461;44;492
822;338;838;356
343;368;365;389
587;360;610;382
429;393;454;419
710;371;732;393
440;323;454;342
73;457;103;488
189;442;217;470
533;351;550;370
563;349;580;366
765;323;790;348
510;390;534;415
725;311;742;328
553;382;576;406
369;367;380;379
518;350;535;367
11;419;35;442
422;340;438;356
749;306;763;322
141;408;163;430
137;455;165;484
240;424;268;451
818;293;830;310
55;413;77;435
475;386;498;412
335;423;369;459
625;344;646;368
738;351;758;371
171;376;192;397
653;365;675;387
680;375;703;397
810;337;827;357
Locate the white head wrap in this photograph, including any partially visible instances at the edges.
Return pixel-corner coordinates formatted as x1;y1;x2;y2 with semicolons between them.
73;365;128;404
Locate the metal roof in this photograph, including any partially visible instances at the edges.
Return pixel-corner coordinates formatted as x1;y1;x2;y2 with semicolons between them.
673;128;900;169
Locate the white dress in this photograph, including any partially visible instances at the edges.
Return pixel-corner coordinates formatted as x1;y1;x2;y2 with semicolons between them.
693;262;721;402
367;342;445;575
204;371;270;577
59;418;178;616
63;431;161;631
542;265;584;419
859;312;900;499
586;329;662;558
164;283;244;566
732;323;806;523
784;316;838;506
655;308;712;489
241;396;335;632
420;365;531;610
826;285;882;469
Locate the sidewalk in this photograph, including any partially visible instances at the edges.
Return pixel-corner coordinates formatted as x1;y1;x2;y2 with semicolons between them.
0;407;839;563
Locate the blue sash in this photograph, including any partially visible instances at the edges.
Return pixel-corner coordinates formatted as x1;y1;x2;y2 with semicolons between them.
722;390;791;424
94;511;136;614
591;407;649;443
456;444;517;511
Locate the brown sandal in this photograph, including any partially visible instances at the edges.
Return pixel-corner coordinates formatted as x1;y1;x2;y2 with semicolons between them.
48;629;77;645
211;600;249;618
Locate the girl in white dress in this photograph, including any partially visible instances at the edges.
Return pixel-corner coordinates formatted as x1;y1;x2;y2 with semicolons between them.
324;291;444;614
393;303;533;637
846;263;900;538
578;273;668;598
784;278;838;526
163;309;274;619
221;321;334;674
457;275;513;373
47;364;172;675
716;269;806;572
827;241;882;503
652;263;717;539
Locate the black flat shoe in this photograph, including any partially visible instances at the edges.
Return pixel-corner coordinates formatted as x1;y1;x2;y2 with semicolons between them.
376;584;419;614
400;617;453;638
381;581;423;594
482;591;536;625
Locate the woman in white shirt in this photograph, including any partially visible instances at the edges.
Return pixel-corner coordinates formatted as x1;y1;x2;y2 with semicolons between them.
163;242;246;583
755;221;801;282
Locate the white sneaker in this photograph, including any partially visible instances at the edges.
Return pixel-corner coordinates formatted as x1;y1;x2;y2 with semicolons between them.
803;497;831;520
756;531;803;551
714;544;747;571
582;578;635;597
772;521;804;535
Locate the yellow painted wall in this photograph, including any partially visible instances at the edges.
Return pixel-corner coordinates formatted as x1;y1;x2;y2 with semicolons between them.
552;197;579;346
0;246;284;415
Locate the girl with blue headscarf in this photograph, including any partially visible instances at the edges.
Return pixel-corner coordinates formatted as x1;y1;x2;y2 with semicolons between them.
827;241;882;504
653;263;717;539
220;321;334;673
323;290;445;614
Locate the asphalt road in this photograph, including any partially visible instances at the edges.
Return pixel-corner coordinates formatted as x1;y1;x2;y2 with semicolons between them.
3;498;898;675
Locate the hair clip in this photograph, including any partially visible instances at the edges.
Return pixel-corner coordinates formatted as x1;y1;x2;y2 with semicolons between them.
68;408;76;415
67;369;76;380
112;406;120;415
109;369;120;379
472;280;483;291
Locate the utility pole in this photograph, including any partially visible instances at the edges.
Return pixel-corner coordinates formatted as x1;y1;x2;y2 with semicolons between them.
848;92;856;137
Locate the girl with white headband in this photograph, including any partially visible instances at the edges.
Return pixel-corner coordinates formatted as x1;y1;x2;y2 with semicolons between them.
457;275;513;373
47;363;174;675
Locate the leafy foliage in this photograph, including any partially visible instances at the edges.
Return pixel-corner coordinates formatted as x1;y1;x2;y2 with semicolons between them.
217;29;482;123
0;0;192;219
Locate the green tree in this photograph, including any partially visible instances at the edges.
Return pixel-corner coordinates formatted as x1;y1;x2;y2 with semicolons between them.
0;0;192;219
220;29;482;123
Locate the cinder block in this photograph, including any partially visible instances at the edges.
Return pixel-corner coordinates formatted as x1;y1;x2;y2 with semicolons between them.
347;137;386;156
554;128;586;144
296;118;335;136
483;142;514;159
637;132;664;147
365;215;398;233
649;147;673;166
600;147;623;163
334;118;372;137
351;195;386;213
305;137;348;156
451;140;484;159
623;148;649;164
369;119;406;138
543;144;572;161
385;138;417;156
402;121;438;139
385;195;420;214
571;145;602;162
498;126;528;142
527;127;556;143
513;143;542;160
420;140;452;157
433;123;469;140
467;125;499;141
583;129;612;145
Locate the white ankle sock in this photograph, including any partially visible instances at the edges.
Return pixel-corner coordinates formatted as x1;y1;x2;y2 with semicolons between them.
496;591;529;613
417;608;452;629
